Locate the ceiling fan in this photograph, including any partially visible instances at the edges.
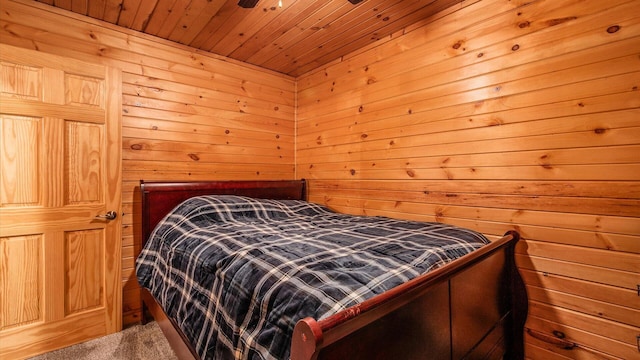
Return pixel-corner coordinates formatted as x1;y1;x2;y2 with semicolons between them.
238;0;364;8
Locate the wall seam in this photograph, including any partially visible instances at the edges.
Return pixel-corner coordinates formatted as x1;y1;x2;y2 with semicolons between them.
294;78;298;180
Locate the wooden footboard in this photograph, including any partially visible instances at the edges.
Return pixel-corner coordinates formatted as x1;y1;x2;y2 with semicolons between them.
291;230;526;360
138;180;527;360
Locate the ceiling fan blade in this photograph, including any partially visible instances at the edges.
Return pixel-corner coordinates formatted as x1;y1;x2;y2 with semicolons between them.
238;0;259;8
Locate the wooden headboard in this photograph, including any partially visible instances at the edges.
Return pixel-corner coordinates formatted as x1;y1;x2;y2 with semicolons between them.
140;180;307;246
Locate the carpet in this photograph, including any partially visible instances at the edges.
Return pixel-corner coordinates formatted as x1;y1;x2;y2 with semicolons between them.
28;322;177;360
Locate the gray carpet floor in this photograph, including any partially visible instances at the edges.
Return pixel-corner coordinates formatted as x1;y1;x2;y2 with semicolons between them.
28;322;177;360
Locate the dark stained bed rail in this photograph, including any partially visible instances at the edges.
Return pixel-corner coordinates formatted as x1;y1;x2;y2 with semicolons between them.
137;180;527;360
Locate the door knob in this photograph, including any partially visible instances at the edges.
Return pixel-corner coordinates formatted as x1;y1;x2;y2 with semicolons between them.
95;211;118;220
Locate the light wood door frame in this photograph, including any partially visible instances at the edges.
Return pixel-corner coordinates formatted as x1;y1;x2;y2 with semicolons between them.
0;44;122;359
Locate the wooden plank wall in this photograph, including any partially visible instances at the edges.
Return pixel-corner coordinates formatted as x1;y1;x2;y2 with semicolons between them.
0;0;296;326
296;0;640;359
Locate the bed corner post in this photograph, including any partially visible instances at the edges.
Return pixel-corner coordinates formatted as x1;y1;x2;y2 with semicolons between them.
291;317;323;360
138;180;151;325
504;230;528;360
300;178;308;201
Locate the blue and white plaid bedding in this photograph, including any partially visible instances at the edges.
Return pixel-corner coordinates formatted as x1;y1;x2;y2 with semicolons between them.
136;195;489;360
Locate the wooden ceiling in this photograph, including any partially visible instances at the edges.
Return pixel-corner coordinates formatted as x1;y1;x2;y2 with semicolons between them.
34;0;461;76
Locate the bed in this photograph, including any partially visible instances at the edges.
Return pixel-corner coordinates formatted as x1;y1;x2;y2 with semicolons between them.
136;179;527;360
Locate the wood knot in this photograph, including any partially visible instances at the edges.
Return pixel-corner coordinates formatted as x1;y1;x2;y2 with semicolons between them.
188;153;200;161
606;25;620;33
489;117;504;126
452;40;463;50
406;169;415;177
360;133;368;139
130;144;143;150
511;44;520;51
518;21;530;28
358;105;364;112
552;330;566;339
350;169;356;176
546;17;577;27
594;128;607;134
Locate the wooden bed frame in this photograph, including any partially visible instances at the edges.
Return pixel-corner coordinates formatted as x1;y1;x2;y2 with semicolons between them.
138;179;527;360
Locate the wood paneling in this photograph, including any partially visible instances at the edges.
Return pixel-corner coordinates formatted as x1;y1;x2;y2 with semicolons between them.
2;0;638;359
1;0;296;330
296;0;640;359
32;0;463;76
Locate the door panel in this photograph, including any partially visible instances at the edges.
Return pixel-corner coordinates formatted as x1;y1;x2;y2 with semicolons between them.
0;234;42;328
65;228;105;315
65;120;103;204
1;115;41;206
0;44;121;359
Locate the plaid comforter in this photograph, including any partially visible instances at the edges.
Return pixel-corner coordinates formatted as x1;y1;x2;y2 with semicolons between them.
136;195;489;360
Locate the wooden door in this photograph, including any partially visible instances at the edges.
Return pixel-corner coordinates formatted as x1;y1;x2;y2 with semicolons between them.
0;44;122;359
